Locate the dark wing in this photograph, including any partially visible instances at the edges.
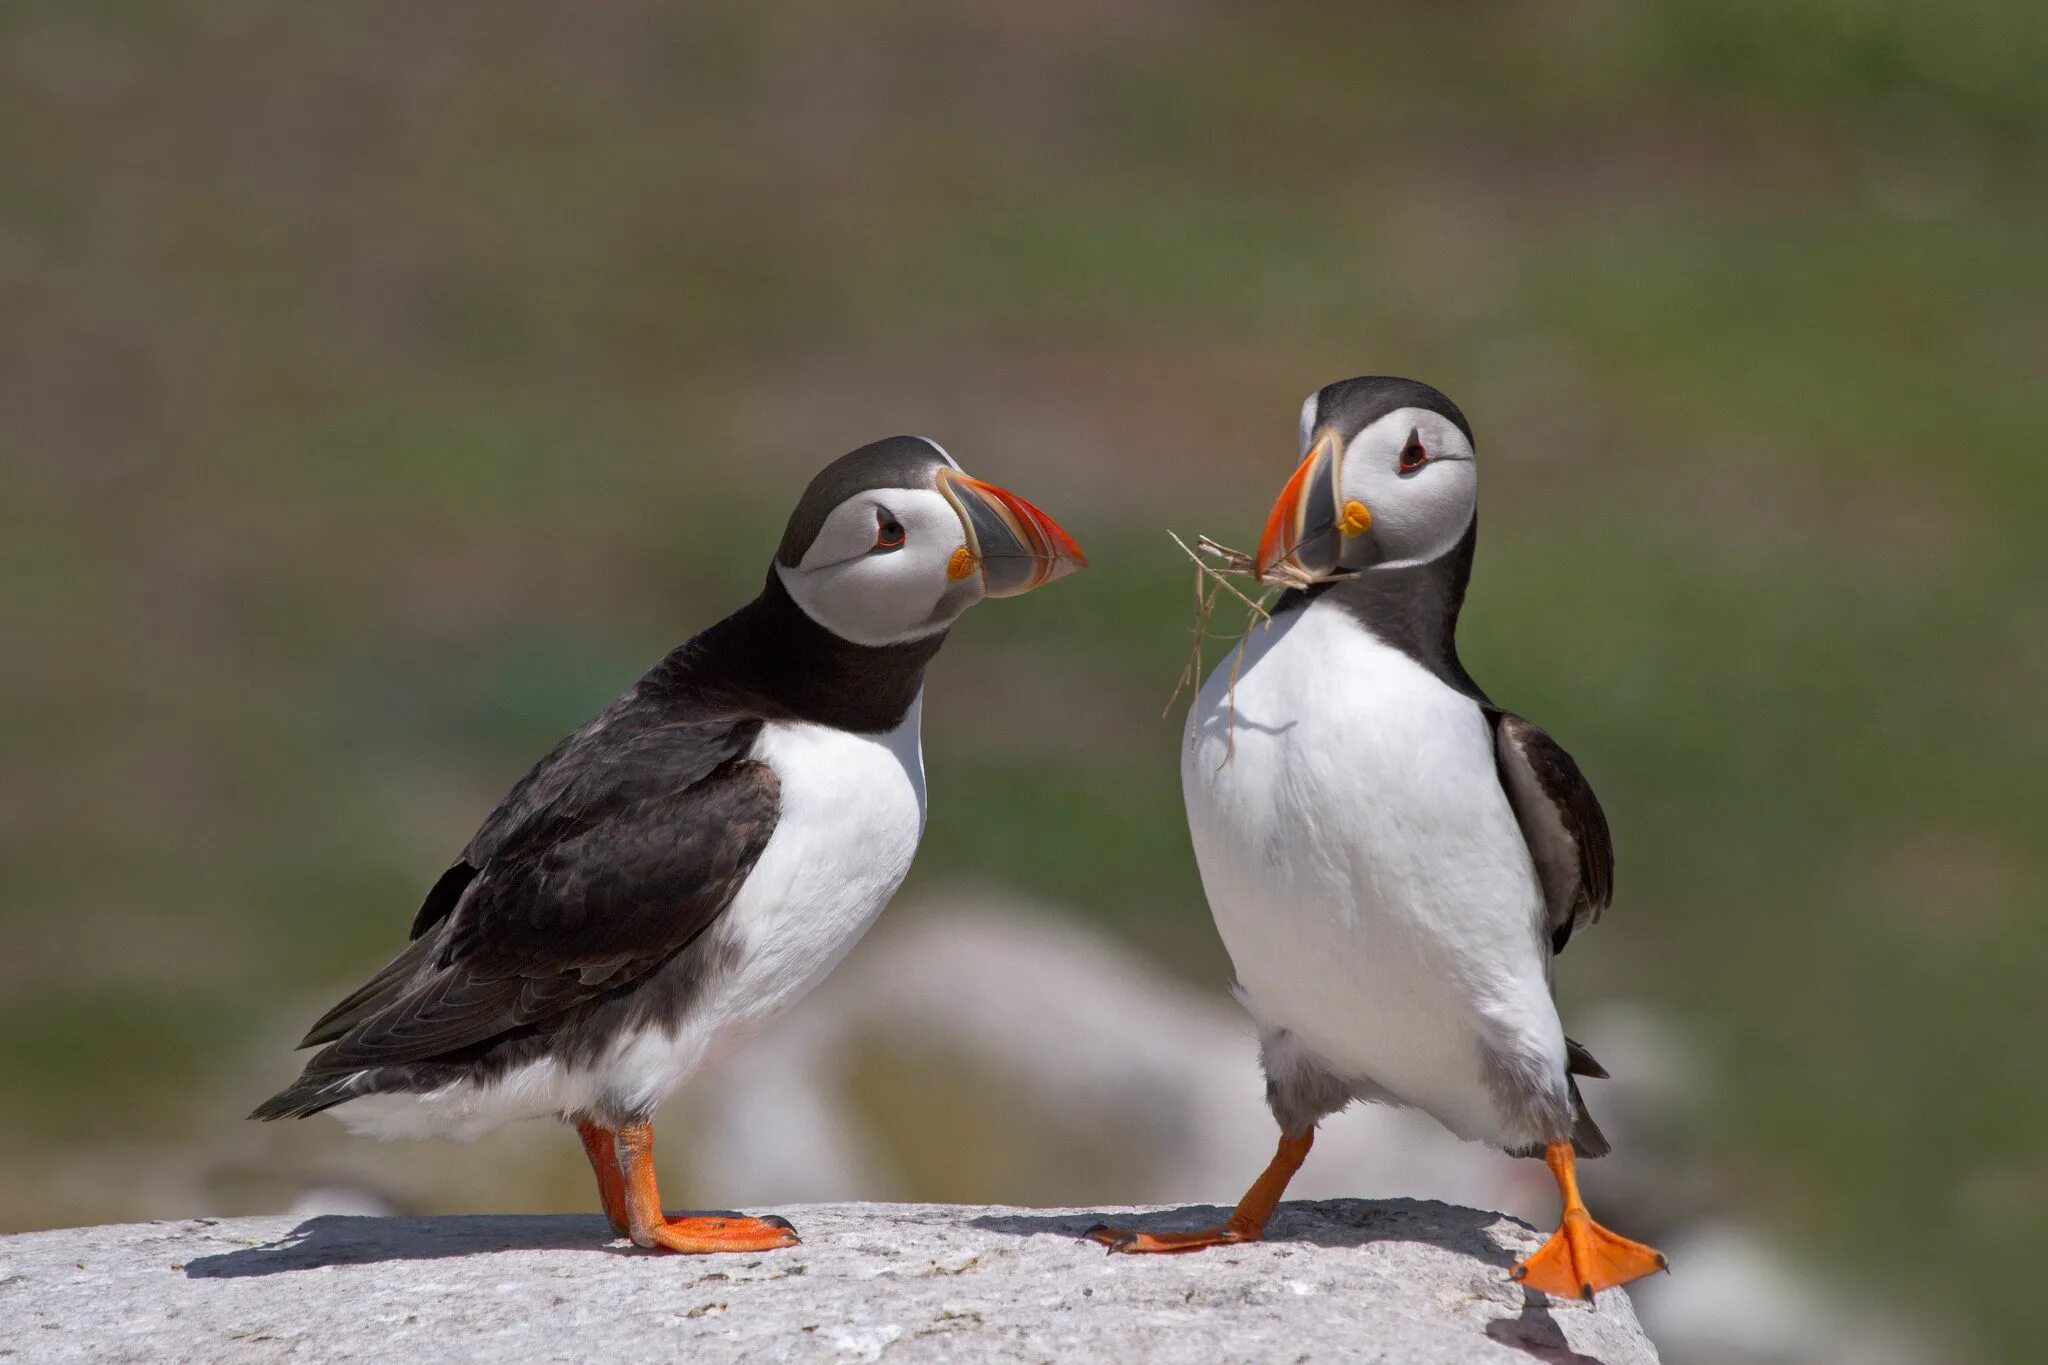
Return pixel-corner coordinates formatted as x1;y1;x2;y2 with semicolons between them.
1492;711;1614;957
286;710;776;1070
293;861;479;1047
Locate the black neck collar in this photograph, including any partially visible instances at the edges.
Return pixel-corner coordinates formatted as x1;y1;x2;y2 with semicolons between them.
1278;515;1489;704
650;571;946;733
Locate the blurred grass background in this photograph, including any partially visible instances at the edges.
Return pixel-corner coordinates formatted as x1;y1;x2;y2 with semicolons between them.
2;1;2043;1358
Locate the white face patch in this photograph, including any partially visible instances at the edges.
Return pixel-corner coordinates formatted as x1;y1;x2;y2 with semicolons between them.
777;486;981;647
1334;407;1477;569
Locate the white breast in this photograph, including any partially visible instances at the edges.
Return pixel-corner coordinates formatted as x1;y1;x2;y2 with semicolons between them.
1184;601;1563;1145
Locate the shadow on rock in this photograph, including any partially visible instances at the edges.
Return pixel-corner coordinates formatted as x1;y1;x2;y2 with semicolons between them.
182;1214;624;1277
970;1196;1523;1267
1485;1297;1608;1365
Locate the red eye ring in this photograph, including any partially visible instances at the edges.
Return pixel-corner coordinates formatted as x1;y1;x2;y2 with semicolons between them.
1397;431;1428;473
874;517;906;550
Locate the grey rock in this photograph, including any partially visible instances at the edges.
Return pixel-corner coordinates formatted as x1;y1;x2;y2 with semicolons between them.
0;1200;1657;1364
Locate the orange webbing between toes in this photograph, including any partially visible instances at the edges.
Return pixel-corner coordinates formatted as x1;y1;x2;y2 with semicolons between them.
1511;1141;1668;1299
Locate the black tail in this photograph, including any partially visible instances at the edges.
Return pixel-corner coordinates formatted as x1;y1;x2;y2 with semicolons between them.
1511;1037;1612;1158
248;1070;365;1122
257;865;476;1121
1564;1035;1611;1158
297;934;438;1048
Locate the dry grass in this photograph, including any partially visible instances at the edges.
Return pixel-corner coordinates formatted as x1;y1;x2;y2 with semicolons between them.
1162;531;1357;767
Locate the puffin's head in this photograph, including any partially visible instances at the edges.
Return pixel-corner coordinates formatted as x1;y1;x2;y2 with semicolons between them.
1254;377;1477;583
774;436;1087;647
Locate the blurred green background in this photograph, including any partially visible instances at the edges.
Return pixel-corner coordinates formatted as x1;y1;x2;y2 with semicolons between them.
3;2;2043;1359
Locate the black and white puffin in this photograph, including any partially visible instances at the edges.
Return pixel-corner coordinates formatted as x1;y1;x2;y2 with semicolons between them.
255;436;1085;1254
1089;377;1665;1300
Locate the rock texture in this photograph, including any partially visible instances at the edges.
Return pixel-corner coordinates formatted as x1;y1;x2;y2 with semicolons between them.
0;1199;1657;1363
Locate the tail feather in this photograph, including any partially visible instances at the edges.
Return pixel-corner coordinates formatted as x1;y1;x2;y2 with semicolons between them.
1564;1033;1611;1158
249;1070;368;1122
261;867;476;1119
297;935;436;1049
1565;1034;1609;1080
1511;1034;1615;1158
1566;1074;1611;1158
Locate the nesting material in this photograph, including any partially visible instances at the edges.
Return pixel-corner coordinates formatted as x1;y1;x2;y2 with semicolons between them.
1165;533;1353;766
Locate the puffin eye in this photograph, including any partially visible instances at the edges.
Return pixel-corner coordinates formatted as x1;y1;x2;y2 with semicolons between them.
873;516;906;551
1397;431;1429;473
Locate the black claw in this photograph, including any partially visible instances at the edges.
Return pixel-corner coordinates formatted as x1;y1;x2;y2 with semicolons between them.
758;1215;796;1232
1083;1223;1138;1254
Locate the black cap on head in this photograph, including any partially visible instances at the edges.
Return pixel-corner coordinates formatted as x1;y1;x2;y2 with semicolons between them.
1310;376;1474;448
775;436;957;567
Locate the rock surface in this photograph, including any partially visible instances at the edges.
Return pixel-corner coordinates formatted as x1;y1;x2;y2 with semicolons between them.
0;1200;1657;1363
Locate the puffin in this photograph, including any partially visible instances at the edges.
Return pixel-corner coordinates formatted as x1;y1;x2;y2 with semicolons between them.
1089;377;1666;1300
254;436;1085;1254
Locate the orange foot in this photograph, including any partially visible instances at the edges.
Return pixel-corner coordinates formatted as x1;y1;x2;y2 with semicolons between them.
1512;1142;1667;1299
597;1120;802;1255
1085;1129;1313;1256
1513;1209;1667;1300
1086;1218;1259;1254
641;1213;800;1255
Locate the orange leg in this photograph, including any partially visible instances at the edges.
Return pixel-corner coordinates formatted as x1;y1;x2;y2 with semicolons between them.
576;1121;631;1237
612;1121;801;1254
1511;1142;1667;1300
1088;1129;1313;1253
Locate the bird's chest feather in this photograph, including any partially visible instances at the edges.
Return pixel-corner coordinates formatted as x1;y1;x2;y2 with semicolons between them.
728;698;927;991
1183;603;1544;1069
1187;603;1518;898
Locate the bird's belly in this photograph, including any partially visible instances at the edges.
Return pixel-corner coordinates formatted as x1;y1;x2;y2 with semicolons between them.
1183;604;1558;1139
598;698;929;1114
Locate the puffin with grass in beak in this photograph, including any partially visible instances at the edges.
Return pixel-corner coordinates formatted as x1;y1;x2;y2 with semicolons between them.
1090;377;1665;1301
255;436;1084;1254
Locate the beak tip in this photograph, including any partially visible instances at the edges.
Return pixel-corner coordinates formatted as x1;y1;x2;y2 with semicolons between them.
942;468;1087;595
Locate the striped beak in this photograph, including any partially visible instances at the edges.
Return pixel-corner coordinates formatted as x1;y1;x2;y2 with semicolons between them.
1254;432;1350;582
937;470;1088;597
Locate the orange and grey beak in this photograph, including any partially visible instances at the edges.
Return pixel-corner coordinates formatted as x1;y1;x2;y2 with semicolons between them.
1254;431;1366;582
937;469;1088;597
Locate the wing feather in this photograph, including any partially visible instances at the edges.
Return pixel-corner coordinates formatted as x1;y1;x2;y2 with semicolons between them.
273;691;779;1088
1492;711;1614;957
303;756;778;1072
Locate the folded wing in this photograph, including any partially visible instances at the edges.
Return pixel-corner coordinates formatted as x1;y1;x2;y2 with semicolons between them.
1492;710;1614;958
255;709;778;1117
